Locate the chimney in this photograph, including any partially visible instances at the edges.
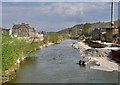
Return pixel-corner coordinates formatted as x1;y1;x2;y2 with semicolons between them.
111;0;114;28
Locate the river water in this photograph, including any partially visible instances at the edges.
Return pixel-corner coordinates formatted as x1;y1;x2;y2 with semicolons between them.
10;40;118;83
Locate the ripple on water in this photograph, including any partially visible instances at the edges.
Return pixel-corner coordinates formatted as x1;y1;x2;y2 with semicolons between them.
10;40;119;83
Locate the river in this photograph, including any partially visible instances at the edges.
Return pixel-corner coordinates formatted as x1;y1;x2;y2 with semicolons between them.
10;39;118;83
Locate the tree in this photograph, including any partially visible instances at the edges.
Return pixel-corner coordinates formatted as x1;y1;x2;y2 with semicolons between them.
49;33;59;43
71;27;78;38
82;23;92;36
43;35;49;44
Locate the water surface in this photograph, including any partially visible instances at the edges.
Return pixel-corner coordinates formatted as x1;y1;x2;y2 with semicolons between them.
10;40;118;83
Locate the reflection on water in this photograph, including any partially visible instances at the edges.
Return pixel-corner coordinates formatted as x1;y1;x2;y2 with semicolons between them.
10;40;118;83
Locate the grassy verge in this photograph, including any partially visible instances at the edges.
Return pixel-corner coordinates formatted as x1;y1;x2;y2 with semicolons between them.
2;33;66;72
2;35;43;71
1;33;67;84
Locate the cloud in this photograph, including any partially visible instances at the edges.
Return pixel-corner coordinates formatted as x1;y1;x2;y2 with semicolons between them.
2;0;120;2
0;2;1;27
2;2;118;32
3;3;111;17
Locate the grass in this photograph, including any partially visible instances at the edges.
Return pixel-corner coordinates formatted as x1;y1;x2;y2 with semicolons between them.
2;35;42;71
2;33;66;71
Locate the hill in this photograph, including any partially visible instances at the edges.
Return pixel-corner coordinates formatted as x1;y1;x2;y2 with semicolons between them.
57;21;118;38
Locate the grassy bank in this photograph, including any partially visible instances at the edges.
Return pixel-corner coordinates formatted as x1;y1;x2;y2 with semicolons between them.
2;35;43;71
2;33;68;84
2;33;67;71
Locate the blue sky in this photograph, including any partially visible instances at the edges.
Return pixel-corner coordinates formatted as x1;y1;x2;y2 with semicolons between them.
2;2;119;32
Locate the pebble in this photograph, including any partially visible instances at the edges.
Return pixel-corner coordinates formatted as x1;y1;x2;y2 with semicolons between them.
72;41;119;72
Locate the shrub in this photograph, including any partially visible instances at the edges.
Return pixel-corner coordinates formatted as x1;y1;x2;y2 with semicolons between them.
2;35;40;71
49;33;59;43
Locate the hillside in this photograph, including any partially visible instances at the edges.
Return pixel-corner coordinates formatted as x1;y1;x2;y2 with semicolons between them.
57;21;118;38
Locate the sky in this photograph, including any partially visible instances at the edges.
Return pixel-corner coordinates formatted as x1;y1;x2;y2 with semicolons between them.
0;1;1;27
1;2;119;32
2;0;120;2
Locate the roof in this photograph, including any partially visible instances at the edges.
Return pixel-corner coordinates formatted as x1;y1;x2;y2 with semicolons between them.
12;25;20;29
29;27;36;32
12;23;30;29
0;28;10;31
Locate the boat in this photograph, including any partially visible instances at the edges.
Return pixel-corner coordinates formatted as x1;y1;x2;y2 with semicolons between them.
84;39;106;48
111;50;120;62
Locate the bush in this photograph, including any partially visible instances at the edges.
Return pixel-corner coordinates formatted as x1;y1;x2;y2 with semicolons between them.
43;35;49;44
82;23;92;36
2;35;40;71
49;33;59;43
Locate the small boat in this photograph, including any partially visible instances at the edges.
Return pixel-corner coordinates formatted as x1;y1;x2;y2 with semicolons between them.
111;50;120;62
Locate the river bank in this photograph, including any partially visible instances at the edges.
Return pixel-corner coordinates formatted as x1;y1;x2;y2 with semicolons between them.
2;42;54;84
8;39;118;83
72;41;120;72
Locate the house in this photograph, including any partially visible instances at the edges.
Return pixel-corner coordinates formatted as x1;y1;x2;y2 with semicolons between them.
36;32;44;41
28;27;37;37
0;28;10;35
12;23;36;38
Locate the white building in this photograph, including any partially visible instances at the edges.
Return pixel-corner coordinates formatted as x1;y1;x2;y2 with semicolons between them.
36;32;44;41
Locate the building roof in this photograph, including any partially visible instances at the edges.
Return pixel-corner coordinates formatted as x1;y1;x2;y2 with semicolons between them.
3;29;10;31
0;28;10;31
12;23;30;29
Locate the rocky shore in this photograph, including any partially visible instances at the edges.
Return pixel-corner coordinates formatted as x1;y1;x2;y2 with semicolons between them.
72;41;120;72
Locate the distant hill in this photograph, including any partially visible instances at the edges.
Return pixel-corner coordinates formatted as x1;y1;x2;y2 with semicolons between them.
57;24;84;35
57;21;118;37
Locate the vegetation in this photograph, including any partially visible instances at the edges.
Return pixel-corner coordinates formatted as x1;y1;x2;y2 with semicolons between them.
2;32;68;71
58;35;69;41
82;23;92;36
0;31;1;72
57;20;120;38
49;33;59;43
83;23;92;31
43;35;49;44
71;28;78;37
43;32;69;44
2;20;119;71
2;35;41;71
70;27;80;39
